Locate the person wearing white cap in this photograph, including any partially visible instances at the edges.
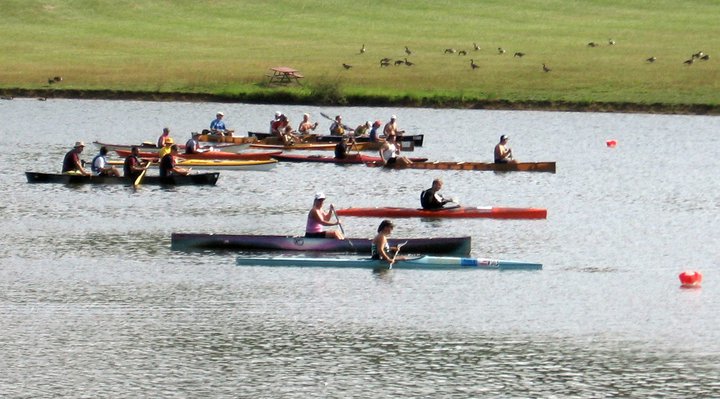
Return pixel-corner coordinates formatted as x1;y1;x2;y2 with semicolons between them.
210;111;234;136
62;141;91;175
494;134;516;164
305;192;345;240
297;113;319;136
383;114;405;138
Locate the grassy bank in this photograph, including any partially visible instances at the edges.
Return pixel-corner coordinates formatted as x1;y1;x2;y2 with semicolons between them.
1;0;719;112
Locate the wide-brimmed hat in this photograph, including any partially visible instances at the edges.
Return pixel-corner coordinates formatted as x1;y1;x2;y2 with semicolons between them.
74;141;85;148
217;111;224;116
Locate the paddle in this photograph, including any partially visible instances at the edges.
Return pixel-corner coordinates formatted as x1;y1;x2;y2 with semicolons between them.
330;205;354;249
133;161;152;187
320;112;355;132
388;241;408;269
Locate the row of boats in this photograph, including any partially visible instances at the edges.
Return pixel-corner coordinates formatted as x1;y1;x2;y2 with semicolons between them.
27;130;550;271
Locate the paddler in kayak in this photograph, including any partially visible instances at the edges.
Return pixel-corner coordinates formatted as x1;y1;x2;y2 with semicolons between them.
157;127;172;147
329;115;353;136
305;192;344;239
371;219;407;263
157;137;174;159
369;120;383;142
298;113;319;136
353;121;371;137
383;115;405;138
62;141;91;176
379;134;413;168
420;178;456;210
494;134;516;164
210;111;234;136
334;136;358;160
185;131;213;154
159;145;190;177
123;146;149;179
91;146;121;177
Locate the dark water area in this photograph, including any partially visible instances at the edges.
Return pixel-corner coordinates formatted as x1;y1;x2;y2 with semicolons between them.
1;98;719;397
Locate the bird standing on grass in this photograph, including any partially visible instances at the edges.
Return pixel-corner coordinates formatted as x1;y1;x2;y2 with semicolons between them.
473;43;481;51
359;44;366;54
342;63;352;70
405;46;412;55
498;47;506;54
542;63;551;72
646;56;656;63
514;52;525;57
470;59;479;69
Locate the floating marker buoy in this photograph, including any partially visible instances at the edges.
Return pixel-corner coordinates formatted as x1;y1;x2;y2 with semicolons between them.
606;140;617;147
679;270;702;288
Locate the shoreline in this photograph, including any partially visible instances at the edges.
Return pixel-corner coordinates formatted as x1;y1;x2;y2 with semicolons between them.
2;88;719;116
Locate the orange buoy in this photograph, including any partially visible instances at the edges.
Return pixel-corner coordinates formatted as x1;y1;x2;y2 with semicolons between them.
606;139;617;148
679;270;702;288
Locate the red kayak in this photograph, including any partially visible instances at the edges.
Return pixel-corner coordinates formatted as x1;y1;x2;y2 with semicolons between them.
272;153;428;164
334;206;547;219
114;149;282;161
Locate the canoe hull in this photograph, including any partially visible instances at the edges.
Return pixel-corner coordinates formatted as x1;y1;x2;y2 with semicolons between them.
114;149;282;161
335;206;547;219
367;161;556;173
93;141;249;153
236;255;542;270
248;131;424;146
25;172;219;185
171;234;471;256
271;153;427;164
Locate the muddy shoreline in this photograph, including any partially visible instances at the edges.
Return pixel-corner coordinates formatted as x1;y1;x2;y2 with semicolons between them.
2;88;719;116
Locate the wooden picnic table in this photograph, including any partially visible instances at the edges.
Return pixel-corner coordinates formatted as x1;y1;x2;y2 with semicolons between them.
267;66;304;85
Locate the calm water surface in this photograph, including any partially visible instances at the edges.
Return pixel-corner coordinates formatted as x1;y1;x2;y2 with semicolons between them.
1;98;719;397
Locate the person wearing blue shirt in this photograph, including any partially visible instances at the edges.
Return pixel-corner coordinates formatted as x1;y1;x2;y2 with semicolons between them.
210;111;234;136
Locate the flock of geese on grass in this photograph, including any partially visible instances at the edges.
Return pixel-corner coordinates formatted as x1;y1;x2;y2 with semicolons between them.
341;38;712;73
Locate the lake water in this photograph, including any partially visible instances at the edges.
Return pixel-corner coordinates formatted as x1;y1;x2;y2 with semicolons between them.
1;98;719;397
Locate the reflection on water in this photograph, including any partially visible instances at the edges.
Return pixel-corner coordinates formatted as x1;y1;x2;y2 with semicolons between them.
1;99;720;396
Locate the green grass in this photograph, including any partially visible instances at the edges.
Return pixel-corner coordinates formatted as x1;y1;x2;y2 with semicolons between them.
1;0;719;109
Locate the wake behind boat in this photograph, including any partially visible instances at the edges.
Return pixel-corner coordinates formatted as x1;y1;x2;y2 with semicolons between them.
171;233;471;256
235;255;542;270
334;206;547;219
25;172;220;186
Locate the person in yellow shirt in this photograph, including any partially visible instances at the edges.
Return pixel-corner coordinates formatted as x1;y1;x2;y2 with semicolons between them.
157;137;174;159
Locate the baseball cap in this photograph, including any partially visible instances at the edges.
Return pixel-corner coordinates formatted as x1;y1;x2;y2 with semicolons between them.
314;192;326;200
500;135;509;141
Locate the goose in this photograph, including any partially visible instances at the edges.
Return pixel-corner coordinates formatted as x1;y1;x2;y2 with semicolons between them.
542;63;551;72
646;56;656;63
692;51;704;59
608;39;615;45
683;58;694;65
513;52;525;57
700;54;710;61
498;47;506;54
37;97;47;101
359;44;366;54
587;42;599;47
405;46;412;55
47;78;55;84
394;60;404;66
380;60;390;67
0;96;13;100
473;43;481;51
342;63;352;70
470;59;479;69
53;76;63;82
458;50;467;56
444;48;456;54
404;58;414;66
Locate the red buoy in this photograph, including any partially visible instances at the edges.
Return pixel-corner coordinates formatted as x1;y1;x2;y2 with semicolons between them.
606;139;617;148
679;270;702;288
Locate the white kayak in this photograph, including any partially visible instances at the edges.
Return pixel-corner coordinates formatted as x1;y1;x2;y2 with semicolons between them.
235;255;542;270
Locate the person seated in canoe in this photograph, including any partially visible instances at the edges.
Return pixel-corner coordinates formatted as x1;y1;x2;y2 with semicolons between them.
157;137;174;159
159;145;191;177
354;121;371;137
420;178;456;210
305;192;344;239
210;111;234;136
298;113;319;136
383;115;405;138
379;134;413;168
185;131;213;154
329;115;353;136
123;146;149;179
334;136;358;160
91;146;121;177
371;219;407;263
494;134;516;164
62;141;91;176
369;120;383;142
157;127;172;148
